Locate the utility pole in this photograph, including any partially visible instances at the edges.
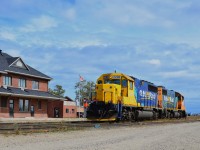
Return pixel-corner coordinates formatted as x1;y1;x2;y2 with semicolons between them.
79;82;81;118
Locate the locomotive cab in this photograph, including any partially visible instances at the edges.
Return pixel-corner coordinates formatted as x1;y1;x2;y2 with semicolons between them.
87;73;135;121
95;74;122;104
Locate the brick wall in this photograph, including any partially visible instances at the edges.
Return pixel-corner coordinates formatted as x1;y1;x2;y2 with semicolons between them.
38;80;48;92
47;101;63;118
63;105;77;118
2;73;49;92
12;97;48;118
62;101;77;118
0;96;79;118
0;96;48;118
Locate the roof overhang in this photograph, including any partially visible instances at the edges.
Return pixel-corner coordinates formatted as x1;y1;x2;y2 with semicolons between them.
0;71;7;74
0;92;66;101
5;70;52;80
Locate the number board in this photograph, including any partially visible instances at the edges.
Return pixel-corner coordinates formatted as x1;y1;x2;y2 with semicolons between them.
112;76;121;79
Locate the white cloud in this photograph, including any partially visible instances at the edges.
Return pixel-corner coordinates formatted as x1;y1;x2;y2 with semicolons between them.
0;31;16;41
147;59;161;66
159;70;200;78
66;40;107;48
64;8;76;20
98;2;156;26
161;70;187;78
20;15;58;32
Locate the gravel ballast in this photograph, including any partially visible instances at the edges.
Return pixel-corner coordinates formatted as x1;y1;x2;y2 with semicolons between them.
0;122;199;150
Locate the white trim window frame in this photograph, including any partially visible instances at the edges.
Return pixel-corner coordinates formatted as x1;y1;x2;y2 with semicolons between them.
19;99;29;112
32;81;39;90
18;78;26;88
3;76;12;86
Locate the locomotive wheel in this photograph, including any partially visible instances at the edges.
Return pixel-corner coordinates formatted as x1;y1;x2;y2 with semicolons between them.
153;111;158;120
128;111;135;122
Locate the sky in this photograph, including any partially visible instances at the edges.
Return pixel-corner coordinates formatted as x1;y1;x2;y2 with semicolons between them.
0;0;200;114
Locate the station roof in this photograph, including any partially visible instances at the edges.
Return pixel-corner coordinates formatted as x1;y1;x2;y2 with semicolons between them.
0;87;66;100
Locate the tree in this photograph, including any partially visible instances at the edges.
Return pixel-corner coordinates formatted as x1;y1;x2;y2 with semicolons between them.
75;80;95;106
49;85;65;97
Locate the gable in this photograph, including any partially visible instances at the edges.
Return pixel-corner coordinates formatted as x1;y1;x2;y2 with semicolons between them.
14;59;25;68
0;50;52;80
9;57;29;70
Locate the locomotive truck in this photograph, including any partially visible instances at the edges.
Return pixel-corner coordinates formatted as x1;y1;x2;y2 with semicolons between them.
86;72;186;121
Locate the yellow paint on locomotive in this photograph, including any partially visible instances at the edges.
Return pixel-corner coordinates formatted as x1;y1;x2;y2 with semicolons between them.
94;73;140;107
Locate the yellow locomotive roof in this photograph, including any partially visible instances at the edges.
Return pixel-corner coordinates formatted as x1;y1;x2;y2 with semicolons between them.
98;72;134;81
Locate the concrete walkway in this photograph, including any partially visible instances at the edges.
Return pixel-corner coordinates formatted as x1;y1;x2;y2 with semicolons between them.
0;117;87;123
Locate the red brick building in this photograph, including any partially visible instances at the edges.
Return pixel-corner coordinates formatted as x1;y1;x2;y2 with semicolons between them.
0;50;66;118
48;98;77;118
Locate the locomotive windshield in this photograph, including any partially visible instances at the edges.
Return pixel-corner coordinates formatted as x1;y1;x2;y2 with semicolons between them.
104;79;120;85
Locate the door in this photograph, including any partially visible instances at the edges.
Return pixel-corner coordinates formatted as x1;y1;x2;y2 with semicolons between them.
121;79;128;97
30;105;34;117
9;100;14;118
54;108;60;118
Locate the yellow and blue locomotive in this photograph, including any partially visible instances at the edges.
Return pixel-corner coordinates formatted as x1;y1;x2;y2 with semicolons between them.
86;72;186;121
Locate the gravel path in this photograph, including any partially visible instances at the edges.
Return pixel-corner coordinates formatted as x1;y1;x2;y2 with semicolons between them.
0;122;200;150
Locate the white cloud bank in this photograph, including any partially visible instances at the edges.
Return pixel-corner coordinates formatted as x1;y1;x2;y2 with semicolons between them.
20;15;58;32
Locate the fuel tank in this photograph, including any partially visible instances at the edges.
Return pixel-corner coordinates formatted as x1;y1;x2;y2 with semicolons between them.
136;110;154;119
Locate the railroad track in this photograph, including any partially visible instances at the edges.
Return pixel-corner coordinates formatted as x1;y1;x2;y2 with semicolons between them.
0;121;96;134
0;118;199;134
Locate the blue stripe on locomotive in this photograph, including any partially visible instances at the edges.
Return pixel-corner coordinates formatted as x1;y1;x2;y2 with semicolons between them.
134;79;157;107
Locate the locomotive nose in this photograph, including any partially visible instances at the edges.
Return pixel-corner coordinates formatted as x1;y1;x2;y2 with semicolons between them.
86;101;118;120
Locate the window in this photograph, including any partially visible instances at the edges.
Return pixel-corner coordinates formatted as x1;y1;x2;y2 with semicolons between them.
112;79;120;85
32;81;39;90
38;100;42;109
104;79;120;85
18;79;26;88
19;99;29;112
66;108;69;113
148;85;158;93
72;109;75;113
130;81;133;90
122;79;128;88
24;100;29;111
162;89;167;95
3;76;12;86
98;80;102;84
0;97;7;107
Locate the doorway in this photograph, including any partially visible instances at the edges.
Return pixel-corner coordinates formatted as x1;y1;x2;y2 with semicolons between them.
30;105;34;117
9;100;14;118
54;108;60;118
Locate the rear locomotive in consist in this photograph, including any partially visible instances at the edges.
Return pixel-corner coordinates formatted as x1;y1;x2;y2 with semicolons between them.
86;72;186;121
